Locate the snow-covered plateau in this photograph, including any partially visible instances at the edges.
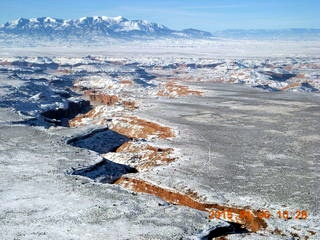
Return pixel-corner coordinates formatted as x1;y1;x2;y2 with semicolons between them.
0;44;319;240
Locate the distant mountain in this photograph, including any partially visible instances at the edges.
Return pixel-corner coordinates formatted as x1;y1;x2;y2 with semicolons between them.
1;17;318;47
214;28;320;40
0;16;212;41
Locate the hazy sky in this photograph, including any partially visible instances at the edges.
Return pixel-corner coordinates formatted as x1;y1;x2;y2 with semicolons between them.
0;0;319;31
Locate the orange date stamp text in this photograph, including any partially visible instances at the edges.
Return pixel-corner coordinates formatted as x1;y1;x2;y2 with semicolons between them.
208;209;308;221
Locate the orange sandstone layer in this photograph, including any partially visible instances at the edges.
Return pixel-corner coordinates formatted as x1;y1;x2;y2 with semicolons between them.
84;90;119;106
122;100;138;110
157;81;203;98
280;82;302;91
111;116;175;139
119;79;134;85
115;177;267;233
115;141;175;170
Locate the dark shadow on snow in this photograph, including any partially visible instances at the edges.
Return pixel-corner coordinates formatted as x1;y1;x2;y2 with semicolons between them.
66;127;130;154
71;158;137;184
0;66;90;127
40;100;91;127
201;223;249;240
259;71;296;82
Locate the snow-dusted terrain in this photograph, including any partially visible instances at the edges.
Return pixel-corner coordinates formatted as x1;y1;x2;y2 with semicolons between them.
0;39;319;240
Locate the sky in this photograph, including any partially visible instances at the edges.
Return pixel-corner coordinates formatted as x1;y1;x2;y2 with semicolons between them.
0;0;319;32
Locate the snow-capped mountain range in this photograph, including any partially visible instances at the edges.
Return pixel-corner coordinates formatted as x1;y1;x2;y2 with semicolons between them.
0;16;212;40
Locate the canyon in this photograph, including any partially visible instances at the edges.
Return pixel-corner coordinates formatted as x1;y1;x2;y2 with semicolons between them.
0;54;319;239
